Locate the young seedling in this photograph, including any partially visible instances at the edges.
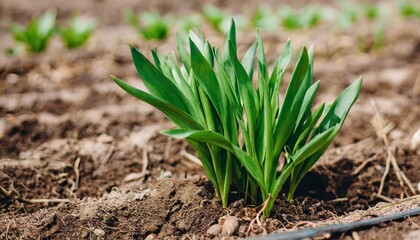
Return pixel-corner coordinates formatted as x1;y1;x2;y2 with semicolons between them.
59;15;96;49
336;4;359;31
124;9;169;40
113;20;362;216
10;10;56;53
250;7;278;30
363;4;379;21
279;6;323;30
358;22;386;53
203;4;247;34
398;1;420;18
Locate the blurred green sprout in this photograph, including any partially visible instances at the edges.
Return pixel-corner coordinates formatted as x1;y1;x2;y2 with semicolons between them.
398;1;420;18
10;10;56;53
59;15;96;49
124;9;170;40
279;6;323;30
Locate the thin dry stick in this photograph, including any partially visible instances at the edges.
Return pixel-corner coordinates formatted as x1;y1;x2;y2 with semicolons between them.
73;157;81;191
290;221;317;231
247;195;271;236
352;154;379;175
179;150;203;166
370;100;417;200
142;147;149;175
164;137;173;160
101;144;115;165
0;186;70;204
377;153;391;197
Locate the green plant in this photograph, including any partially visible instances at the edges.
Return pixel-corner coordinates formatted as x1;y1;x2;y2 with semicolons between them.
177;15;201;32
124;9;169;40
59;15;96;49
10;10;56;53
398;1;420;18
280;6;322;30
250;7;278;30
337;4;359;31
113;20;362;216
202;4;247;34
363;4;379;21
357;22;386;53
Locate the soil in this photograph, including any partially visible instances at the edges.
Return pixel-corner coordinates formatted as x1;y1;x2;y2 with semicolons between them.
1;0;419;239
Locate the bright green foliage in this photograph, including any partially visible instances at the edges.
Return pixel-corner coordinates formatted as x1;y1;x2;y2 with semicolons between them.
177;15;201;32
398;1;420;18
280;7;323;30
250;7;278;30
337;5;359;30
363;4;379;21
202;4;247;34
59;15;96;49
124;9;169;40
10;10;56;53
113;20;362;216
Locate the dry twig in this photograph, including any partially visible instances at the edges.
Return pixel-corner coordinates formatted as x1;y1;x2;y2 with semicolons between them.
0;186;70;204
247;195;271;236
370;100;417;200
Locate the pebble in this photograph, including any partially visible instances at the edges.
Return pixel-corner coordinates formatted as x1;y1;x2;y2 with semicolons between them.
93;229;105;237
206;224;222;237
222;216;239;236
145;233;158;240
159;170;173;179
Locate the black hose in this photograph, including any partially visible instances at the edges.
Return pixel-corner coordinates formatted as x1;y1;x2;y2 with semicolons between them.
247;207;420;240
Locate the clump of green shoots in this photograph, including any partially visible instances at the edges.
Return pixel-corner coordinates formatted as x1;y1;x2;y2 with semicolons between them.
336;4;359;31
363;4;379;21
10;10;56;53
124;9;169;40
202;4;247;34
59;15;96;49
279;6;323;30
398;1;420;18
358;22;387;53
250;7;278;30
113;20;361;216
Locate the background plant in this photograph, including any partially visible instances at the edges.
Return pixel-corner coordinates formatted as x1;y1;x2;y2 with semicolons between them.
279;6;323;30
10;10;56;53
398;0;420;18
113;20;362;216
202;4;247;34
124;9;169;40
59;15;96;49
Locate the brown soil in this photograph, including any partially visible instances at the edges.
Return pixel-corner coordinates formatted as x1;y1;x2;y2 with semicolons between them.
1;0;419;239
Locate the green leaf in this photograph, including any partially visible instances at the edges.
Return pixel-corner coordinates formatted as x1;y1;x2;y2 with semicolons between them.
130;46;195;115
314;77;362;135
112;76;203;130
163;128;265;190
273;48;310;158
190;39;225;120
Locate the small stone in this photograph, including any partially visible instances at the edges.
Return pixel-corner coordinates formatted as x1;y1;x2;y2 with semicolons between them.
93;229;105;237
222;216;239;236
207;224;222;237
159;170;172;179
145;233;158;240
